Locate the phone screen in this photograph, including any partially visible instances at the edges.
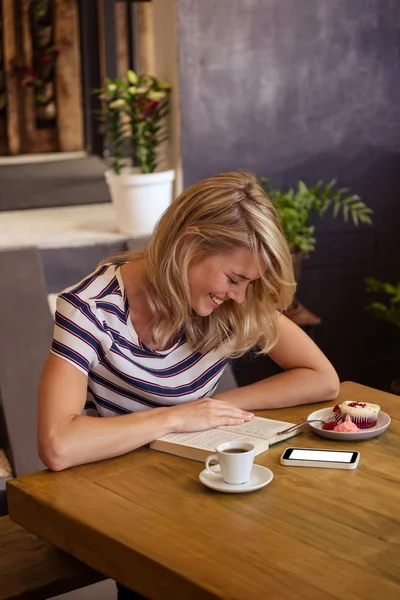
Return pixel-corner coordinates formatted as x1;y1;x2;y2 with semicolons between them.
285;449;356;463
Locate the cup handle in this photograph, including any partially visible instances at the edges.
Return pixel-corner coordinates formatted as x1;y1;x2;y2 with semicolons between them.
205;454;219;475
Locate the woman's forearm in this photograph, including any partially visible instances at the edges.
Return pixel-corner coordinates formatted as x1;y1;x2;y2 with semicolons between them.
40;396;253;472
218;313;340;410
214;366;340;411
40;407;174;472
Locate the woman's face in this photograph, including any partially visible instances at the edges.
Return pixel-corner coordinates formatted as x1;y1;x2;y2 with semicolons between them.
187;247;263;317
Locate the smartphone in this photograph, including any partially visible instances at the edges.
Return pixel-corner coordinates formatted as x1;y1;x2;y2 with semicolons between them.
280;447;360;469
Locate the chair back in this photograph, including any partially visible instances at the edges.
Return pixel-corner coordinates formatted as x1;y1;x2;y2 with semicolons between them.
0;248;53;476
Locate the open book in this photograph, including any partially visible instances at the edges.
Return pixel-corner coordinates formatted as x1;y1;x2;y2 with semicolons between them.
150;416;301;462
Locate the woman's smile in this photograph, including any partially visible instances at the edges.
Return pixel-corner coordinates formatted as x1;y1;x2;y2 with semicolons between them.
209;293;224;307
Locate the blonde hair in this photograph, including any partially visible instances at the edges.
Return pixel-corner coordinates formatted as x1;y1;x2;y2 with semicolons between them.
107;171;295;357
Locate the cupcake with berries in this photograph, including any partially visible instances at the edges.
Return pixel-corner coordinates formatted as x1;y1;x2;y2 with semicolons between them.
338;401;380;429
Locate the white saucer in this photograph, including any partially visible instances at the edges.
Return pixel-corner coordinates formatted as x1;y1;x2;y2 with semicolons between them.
307;407;391;441
199;464;273;493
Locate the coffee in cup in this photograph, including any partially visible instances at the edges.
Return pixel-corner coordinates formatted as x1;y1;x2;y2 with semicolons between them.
205;441;255;484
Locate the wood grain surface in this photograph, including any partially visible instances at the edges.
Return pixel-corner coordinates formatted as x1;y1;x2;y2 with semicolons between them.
54;0;84;151
7;382;400;599
0;515;105;599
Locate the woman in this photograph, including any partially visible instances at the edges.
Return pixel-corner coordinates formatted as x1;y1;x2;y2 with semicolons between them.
38;171;339;599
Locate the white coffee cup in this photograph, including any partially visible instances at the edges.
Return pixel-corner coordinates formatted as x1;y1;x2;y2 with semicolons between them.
205;441;255;485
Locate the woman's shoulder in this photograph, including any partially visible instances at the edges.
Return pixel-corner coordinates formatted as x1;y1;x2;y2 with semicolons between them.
56;263;126;325
52;264;123;371
60;263;122;301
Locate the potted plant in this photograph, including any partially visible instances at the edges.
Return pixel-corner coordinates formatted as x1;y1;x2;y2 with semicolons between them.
260;178;373;281
366;278;400;394
259;178;373;325
95;70;174;236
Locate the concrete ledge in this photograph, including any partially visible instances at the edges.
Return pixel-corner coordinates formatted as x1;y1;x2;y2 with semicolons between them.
0;204;131;250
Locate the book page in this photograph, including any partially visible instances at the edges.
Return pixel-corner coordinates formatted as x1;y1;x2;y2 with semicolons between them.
218;416;295;441
154;429;266;451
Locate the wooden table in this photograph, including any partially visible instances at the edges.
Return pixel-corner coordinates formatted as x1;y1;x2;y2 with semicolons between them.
7;382;400;599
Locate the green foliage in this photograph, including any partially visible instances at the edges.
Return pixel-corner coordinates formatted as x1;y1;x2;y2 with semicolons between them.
93;70;171;174
365;278;400;329
259;178;373;254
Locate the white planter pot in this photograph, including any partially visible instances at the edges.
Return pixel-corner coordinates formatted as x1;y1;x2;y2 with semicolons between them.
105;168;175;236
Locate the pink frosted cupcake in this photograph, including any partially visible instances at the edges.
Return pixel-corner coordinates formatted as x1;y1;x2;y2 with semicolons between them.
338;401;380;429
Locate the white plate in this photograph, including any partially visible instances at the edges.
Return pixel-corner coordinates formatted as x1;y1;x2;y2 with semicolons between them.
199;464;273;494
307;407;391;441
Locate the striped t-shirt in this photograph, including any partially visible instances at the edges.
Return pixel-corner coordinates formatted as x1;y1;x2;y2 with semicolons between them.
51;264;229;416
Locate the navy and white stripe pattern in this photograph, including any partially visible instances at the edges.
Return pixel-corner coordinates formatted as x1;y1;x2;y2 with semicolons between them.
51;264;229;416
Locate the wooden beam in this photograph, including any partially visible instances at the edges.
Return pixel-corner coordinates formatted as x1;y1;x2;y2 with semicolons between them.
116;1;129;77
54;0;84;151
135;3;155;74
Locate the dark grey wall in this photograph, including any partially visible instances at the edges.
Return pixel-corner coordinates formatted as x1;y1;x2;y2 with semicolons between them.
177;0;400;390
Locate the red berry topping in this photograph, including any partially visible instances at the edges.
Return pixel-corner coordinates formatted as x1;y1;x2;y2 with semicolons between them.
322;422;338;430
348;402;366;408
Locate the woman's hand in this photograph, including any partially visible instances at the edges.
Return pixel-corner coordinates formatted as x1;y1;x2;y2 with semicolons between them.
166;398;254;433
